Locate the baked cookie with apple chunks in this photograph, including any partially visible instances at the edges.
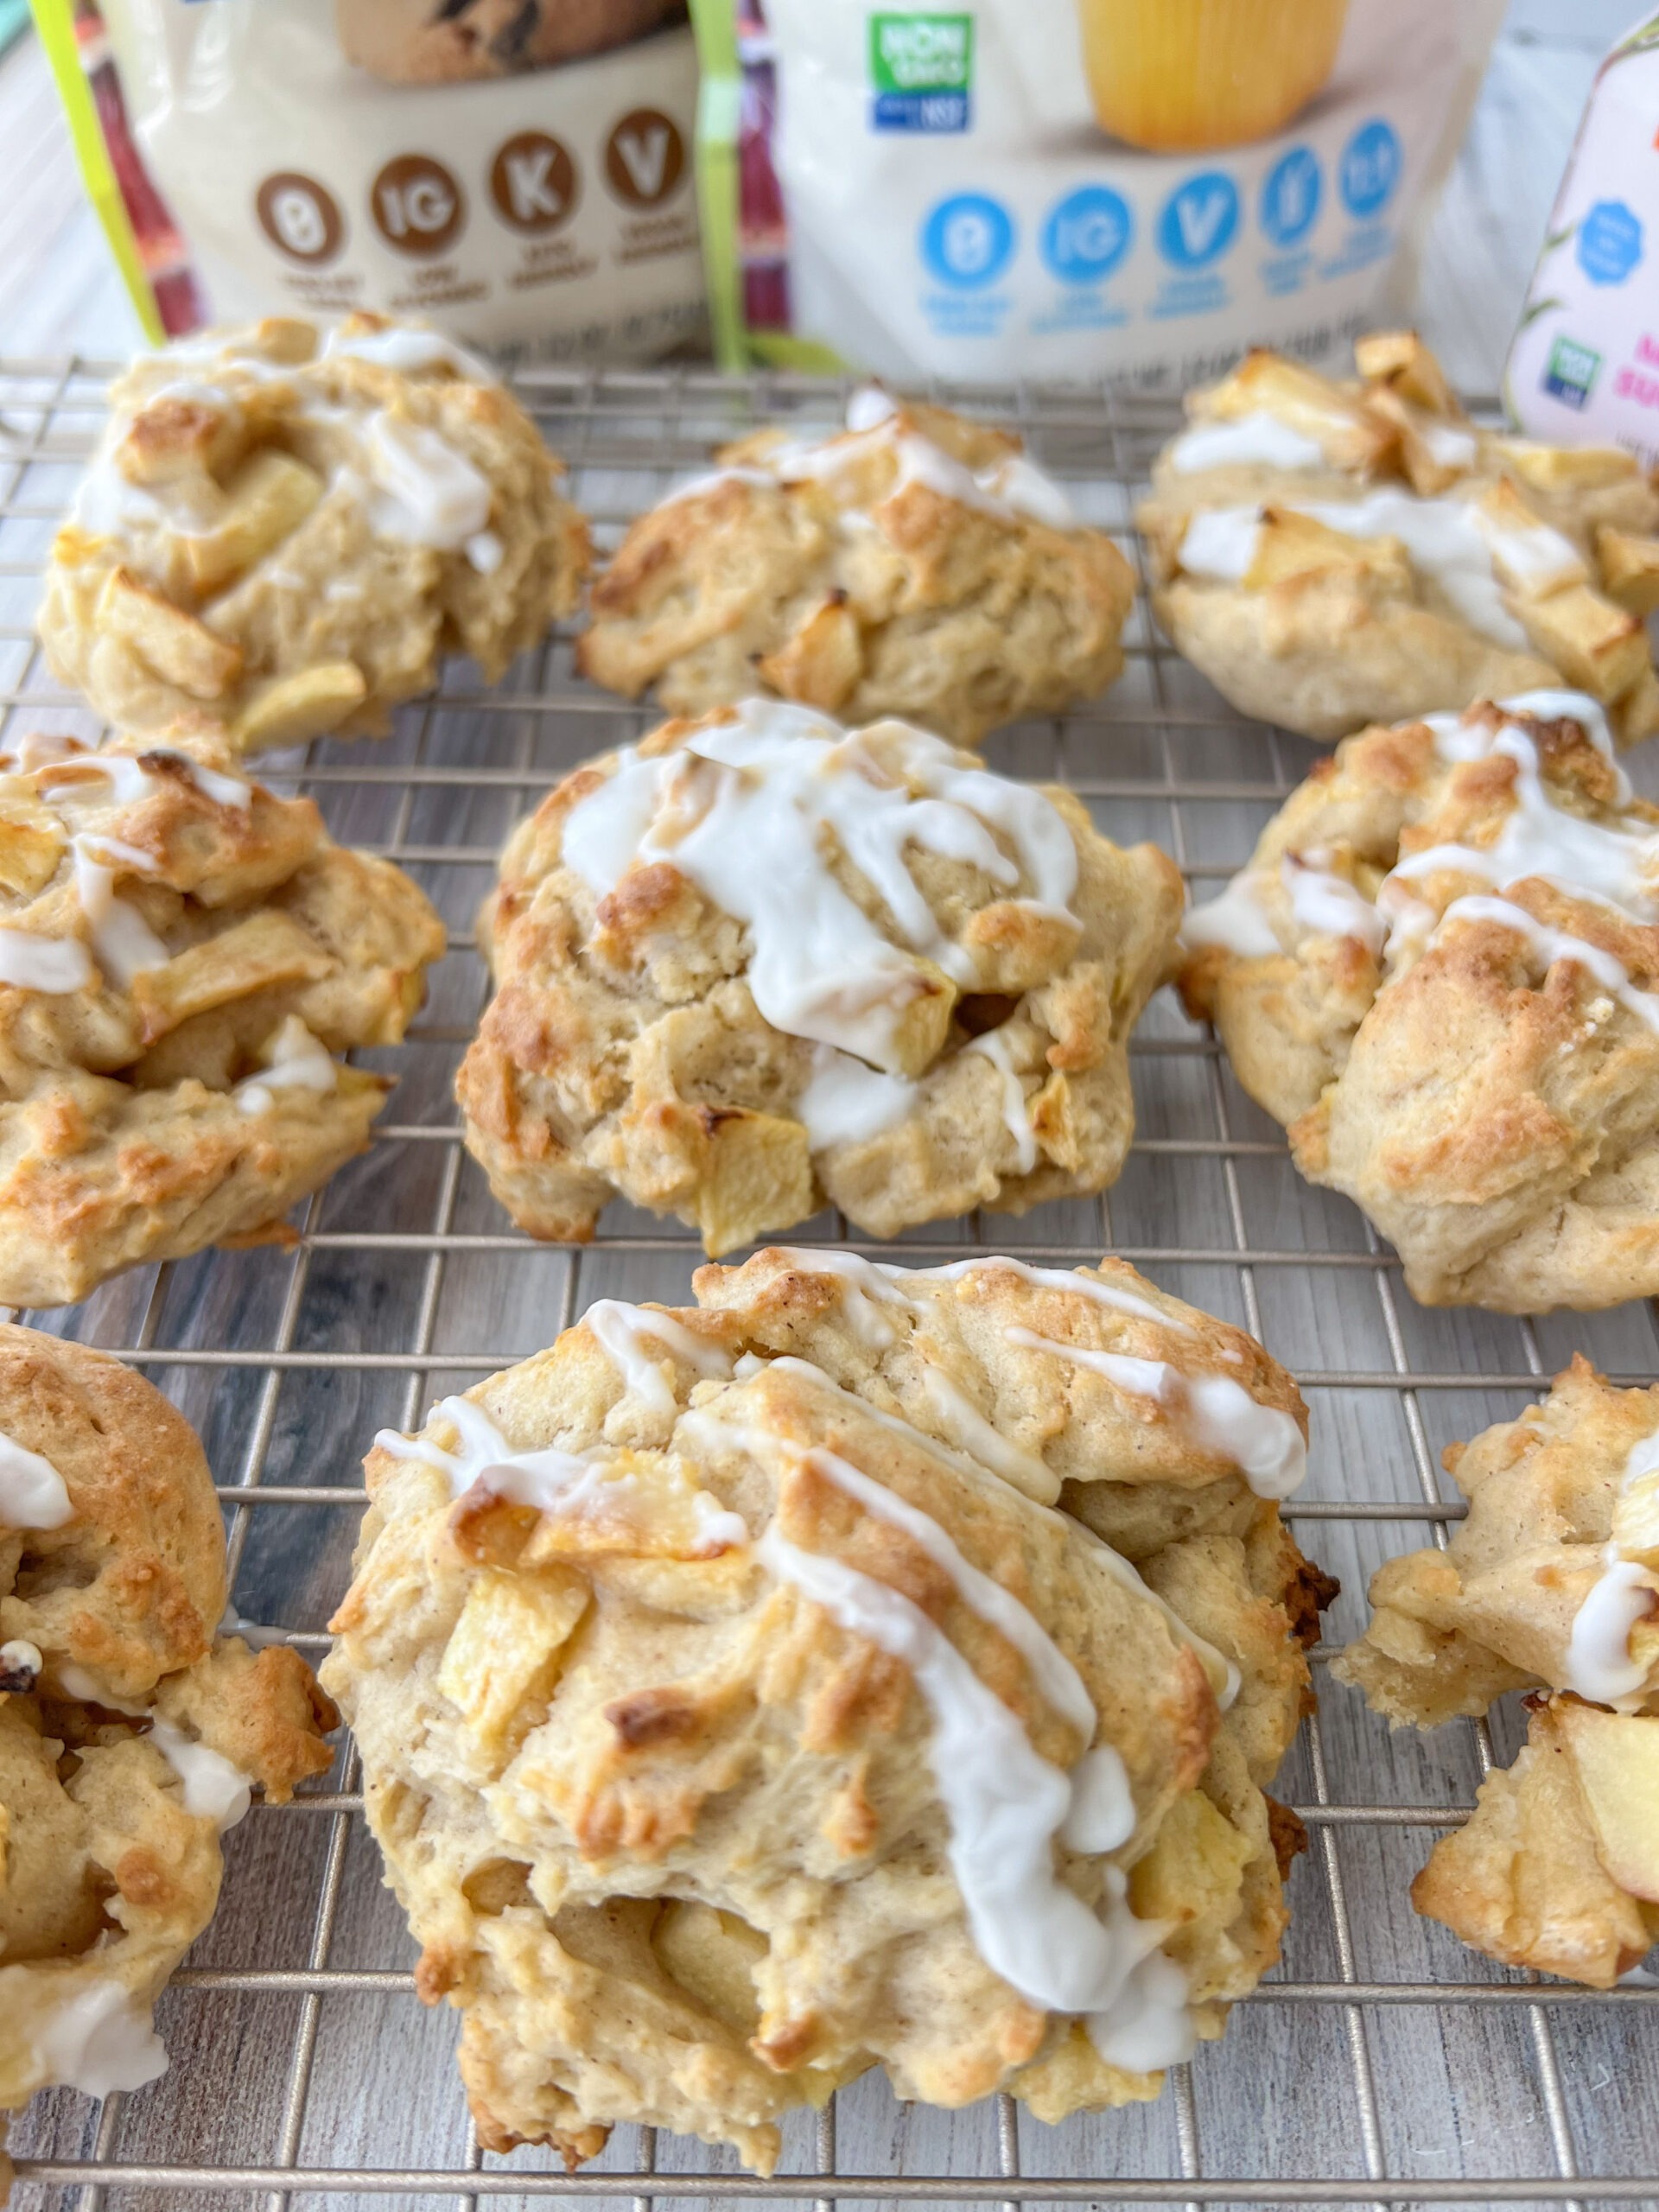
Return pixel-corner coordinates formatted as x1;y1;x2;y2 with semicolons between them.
1181;690;1659;1311
0;728;444;1308
1137;332;1659;745
39;313;588;754
323;1248;1328;2174
576;387;1135;747
0;1325;335;2143
1335;1360;1657;1984
457;701;1182;1254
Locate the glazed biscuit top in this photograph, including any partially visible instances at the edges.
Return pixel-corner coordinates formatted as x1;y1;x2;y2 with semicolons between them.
663;384;1088;537
0;727;442;1098
41;311;587;749
1183;690;1659;1083
341;1249;1308;2091
1141;335;1659;739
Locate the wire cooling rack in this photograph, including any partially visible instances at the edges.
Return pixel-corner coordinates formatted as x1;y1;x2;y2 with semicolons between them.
0;357;1655;2212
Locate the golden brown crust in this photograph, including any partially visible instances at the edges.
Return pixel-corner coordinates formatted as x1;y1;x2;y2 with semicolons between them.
1336;1357;1659;1727
1410;1696;1659;1986
0;1326;335;2113
1179;701;1659;1310
39;314;589;754
1137;335;1659;744
1339;1365;1659;1984
457;709;1182;1253
0;730;444;1306
576;397;1135;747
323;1254;1328;2170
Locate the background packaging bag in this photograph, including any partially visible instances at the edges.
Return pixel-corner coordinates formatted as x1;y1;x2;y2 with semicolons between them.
34;0;708;360
694;0;1505;385
1506;11;1659;467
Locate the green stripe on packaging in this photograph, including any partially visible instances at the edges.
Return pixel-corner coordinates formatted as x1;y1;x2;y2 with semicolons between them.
28;0;165;346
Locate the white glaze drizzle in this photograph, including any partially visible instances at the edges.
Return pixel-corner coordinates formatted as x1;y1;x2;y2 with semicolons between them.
766;1247;917;1347
1281;853;1388;955
562;703;1078;1075
147;1721;251;1829
364;412;494;551
583;1300;734;1415
885;1254;1188;1333
77;320;505;569
72;835;169;986
1565;1418;1659;1709
1421;423;1479;469
1175;493;1532;647
918;1364;1058;1504
378;1394;747;1554
0;930;94;993
749;1350;1239;1705
27;745;251;813
795;1046;918;1151
1006;1328;1306;1499
235;1017;340;1116
1389;715;1657;917
1168;412;1328;474
322;323;493;380
1179;868;1281;959
765;385;1079;529
0;1426;73;1529
32;1981;168;2098
969;1024;1039;1172
1432;894;1659;1034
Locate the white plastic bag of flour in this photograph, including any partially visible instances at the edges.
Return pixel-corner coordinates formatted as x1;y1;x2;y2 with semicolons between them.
693;0;1505;386
36;0;706;362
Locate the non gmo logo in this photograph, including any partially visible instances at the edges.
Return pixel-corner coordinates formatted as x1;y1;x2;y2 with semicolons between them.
1578;200;1643;286
1543;334;1602;410
870;12;972;133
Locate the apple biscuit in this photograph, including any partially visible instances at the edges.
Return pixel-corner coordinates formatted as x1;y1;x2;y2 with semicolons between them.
576;387;1136;746
1180;691;1659;1311
39;314;589;754
0;728;444;1308
1137;333;1659;745
323;1248;1331;2171
457;701;1183;1253
0;1325;335;2144
1335;1360;1658;1984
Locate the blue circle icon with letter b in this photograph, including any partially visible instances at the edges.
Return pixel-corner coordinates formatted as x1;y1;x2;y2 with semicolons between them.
1041;186;1132;284
1261;147;1321;247
1579;200;1643;285
1157;172;1239;270
1339;118;1401;219
921;194;1014;289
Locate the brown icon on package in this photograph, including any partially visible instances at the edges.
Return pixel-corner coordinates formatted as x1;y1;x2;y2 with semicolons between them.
603;108;685;208
256;172;346;264
372;154;467;255
491;132;578;233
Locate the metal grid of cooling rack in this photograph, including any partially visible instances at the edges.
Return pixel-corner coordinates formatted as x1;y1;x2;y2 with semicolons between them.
0;357;1655;2211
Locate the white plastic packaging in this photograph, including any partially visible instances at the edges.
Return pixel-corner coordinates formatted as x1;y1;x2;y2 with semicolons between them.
1507;13;1659;467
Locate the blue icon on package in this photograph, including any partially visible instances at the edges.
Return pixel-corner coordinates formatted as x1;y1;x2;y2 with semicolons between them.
1156;172;1239;270
920;193;1015;289
1578;200;1643;285
1041;186;1132;284
1339;118;1401;219
1261;147;1321;248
